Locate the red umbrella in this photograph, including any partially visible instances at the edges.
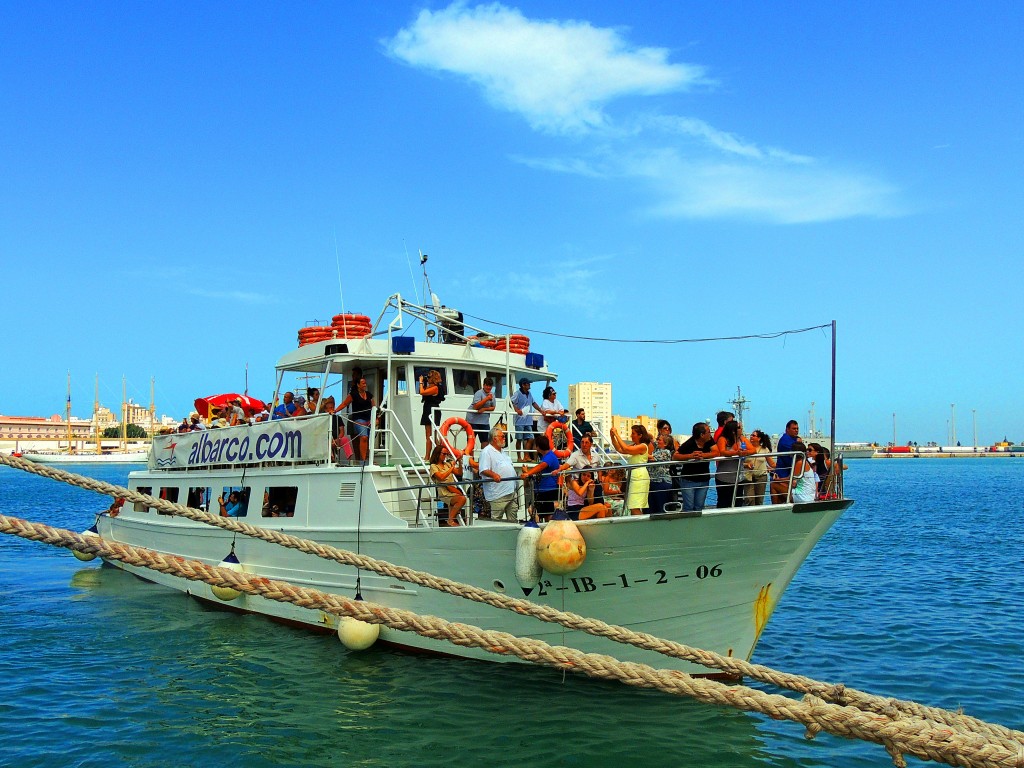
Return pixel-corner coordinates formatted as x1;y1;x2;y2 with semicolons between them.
194;394;267;419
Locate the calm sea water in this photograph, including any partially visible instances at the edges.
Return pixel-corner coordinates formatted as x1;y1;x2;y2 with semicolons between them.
1;459;1022;768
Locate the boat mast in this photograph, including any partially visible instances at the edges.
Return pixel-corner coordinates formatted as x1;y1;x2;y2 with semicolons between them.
65;371;72;453
830;320;837;450
121;375;127;451
94;373;101;454
728;387;750;426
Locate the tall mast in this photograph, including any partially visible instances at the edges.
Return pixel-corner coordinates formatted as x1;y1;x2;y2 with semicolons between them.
66;371;72;452
121;375;127;451
728;386;750;426
94;373;101;454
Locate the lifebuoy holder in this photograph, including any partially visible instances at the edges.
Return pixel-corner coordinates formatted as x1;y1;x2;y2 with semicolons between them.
439;417;476;458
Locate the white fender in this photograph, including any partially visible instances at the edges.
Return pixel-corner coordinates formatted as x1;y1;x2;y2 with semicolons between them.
337;616;380;651
514;521;543;590
72;524;99;562
211;549;244;602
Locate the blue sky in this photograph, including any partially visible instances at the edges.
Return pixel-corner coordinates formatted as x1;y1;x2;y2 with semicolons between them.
2;2;1021;445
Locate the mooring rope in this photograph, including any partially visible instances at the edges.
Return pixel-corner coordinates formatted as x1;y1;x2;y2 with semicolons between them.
2;453;1022;766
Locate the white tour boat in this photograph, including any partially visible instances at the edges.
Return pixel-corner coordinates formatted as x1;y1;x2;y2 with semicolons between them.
93;294;852;674
21;449;151;465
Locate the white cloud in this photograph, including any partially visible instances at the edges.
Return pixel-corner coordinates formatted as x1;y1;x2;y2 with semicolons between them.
637;152;901;223
387;3;902;223
189;289;276;304
385;3;705;134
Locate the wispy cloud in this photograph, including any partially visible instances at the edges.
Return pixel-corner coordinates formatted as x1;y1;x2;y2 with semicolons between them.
385;3;706;134
387;3;902;223
189;289;276;304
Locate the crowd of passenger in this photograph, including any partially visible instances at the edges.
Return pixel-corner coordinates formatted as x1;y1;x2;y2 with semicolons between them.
171;373;841;526
423;373;842;527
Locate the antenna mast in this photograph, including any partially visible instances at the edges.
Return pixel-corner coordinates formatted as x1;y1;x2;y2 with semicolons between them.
728;386;750;425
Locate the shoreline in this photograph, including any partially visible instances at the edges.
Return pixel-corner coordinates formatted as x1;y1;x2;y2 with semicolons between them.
871;452;1023;459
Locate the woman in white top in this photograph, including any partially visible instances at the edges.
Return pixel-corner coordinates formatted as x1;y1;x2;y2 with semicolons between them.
540;385;568;424
742;430;776;506
790;441;818;503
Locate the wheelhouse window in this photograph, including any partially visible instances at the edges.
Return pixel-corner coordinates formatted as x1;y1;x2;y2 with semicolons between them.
262;486;298;518
452;369;479;395
485;372;505;398
187;486;210;512
157;487;179;515
134;487;152;513
413;366;448;396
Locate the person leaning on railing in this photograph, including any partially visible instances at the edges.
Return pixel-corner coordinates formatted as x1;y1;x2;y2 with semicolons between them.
673;422;715;512
520;434;561;521
742;430;775;506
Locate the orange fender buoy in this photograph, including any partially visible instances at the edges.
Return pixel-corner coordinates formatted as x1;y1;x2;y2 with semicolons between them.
536;518;587;575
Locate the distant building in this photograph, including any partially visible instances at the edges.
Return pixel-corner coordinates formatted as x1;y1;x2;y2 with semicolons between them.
611;414;659;436
568;382;612;435
0;414;94;441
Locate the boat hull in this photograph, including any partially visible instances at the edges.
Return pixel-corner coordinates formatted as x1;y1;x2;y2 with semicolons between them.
95;499;849;674
22;452;150;464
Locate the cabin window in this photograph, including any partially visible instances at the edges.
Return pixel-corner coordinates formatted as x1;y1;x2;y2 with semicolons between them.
134;487;152;513
395;366;408;396
157;487;179;515
413;366;448;396
485;372;505;398
219;486;250;518
187;486;210;512
262;486;298;518
452;369;480;395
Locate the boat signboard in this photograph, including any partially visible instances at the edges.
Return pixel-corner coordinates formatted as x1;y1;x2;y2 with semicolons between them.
149;417;331;470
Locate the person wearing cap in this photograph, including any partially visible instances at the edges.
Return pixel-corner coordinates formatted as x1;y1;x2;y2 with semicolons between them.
511;378;541;460
189;412;207;431
292;395;308;416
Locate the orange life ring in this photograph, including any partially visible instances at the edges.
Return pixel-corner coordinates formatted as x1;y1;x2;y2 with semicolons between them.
439;417;476;458
546;421;574;459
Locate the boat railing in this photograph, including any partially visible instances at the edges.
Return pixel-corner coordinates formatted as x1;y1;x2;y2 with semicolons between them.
374;448;841;527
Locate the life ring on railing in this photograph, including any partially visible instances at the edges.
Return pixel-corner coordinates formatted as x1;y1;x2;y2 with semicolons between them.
546;421;573;459
439;417;476;458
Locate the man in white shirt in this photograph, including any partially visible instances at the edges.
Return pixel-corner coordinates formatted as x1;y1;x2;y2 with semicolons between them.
478;429;518;521
563;434;602;505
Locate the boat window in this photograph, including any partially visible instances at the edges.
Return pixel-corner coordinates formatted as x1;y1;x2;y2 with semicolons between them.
134;486;151;513
452;369;480;395
158;487;179;515
413;366;448;396
187;486;210;512
261;486;298;518
485;372;505;398
395;366;408;396
219;486;250;518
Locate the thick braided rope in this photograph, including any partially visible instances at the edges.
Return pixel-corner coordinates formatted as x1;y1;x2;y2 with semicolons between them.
5;515;1024;768
1;453;1020;754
